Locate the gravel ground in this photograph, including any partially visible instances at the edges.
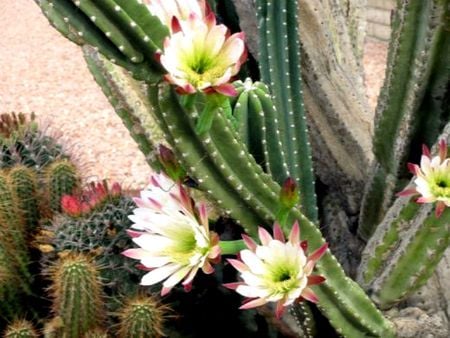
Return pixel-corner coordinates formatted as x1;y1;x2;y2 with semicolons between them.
0;0;388;189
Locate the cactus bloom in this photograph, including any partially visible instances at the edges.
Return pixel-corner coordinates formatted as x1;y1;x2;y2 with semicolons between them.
146;0;208;30
225;222;327;318
398;139;450;217
122;173;220;295
159;12;246;96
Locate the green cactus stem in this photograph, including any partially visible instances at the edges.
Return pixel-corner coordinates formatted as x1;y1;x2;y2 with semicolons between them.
3;320;38;338
255;0;318;222
82;46;164;171
233;79;290;184
150;84;395;337
35;0;168;82
359;124;450;309
0;173;31;293
49;253;105;338
7;166;40;232
359;0;450;239
116;295;166;338
44;159;80;213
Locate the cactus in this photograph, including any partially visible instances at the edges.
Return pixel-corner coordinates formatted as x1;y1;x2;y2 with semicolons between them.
84;329;109;338
45;193;141;297
7;166;40;232
44;159;80;213
0;113;67;171
116;295;166;338
48;253;105;338
358;0;450;239
3;320;38;338
0;173;31;294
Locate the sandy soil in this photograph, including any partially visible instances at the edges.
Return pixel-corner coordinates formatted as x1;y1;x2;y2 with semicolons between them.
0;0;388;189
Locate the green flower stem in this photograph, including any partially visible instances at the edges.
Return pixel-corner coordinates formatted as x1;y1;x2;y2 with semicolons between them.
219;240;246;255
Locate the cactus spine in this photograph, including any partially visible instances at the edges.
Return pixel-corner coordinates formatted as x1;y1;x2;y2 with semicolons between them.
359;0;450;239
117;296;165;338
48;253;105;338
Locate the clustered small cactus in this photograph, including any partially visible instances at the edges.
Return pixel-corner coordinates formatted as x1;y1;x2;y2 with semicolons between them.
0;113;167;337
1;0;447;337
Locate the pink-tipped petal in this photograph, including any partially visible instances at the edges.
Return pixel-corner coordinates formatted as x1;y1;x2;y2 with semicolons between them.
307;275;326;286
202;261;214;274
227;258;249;273
198;203;209;228
422;144;431;158
242;234;258;251
300;240;308;253
122;248;145;259
126;230;143;238
161;286;173;296
289;221;300;245
308;243;328;264
171;16;182;33
407;163;420;175
223;282;244;290
439;139;447;161
435;201;446;218
239;297;268;310
275;300;286;319
258;227;273;246
397;187;418;197
273;223;286;242
213;83;237;96
416;197;430;204
301;288;319;303
205;11;216;28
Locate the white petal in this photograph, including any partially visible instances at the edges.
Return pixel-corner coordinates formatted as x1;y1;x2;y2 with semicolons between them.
140;263;181;285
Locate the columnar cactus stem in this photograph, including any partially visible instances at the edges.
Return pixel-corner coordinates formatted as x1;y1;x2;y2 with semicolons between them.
0;173;31;293
36;0;168;82
117;295;166;338
151;84;395;337
358;126;450;309
255;0;318;222
44;159;80;213
233;79;290;185
359;0;450;239
49;253;105;338
7;165;40;232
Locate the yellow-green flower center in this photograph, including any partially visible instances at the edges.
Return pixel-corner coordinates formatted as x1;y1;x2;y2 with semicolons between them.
182;51;228;88
430;173;450;198
265;264;301;295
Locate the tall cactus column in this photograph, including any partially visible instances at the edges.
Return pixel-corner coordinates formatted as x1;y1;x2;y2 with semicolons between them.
255;0;318;222
359;0;450;240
